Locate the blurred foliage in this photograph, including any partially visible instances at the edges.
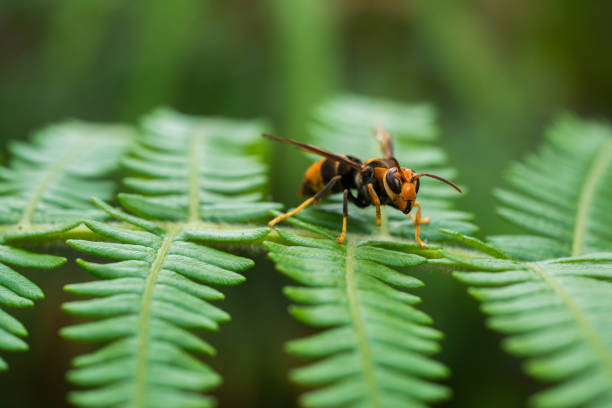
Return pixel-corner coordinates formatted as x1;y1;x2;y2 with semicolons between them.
1;1;611;407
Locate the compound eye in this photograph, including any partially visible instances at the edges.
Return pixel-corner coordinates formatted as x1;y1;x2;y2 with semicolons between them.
415;178;420;193
386;169;402;194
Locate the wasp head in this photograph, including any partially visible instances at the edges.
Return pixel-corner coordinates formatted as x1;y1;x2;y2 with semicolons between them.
382;167;418;214
382;166;462;214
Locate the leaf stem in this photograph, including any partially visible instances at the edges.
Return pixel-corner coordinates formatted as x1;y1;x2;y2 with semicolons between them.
529;262;612;381
345;240;380;407
572;139;612;256
19;144;86;227
188;132;203;223
134;225;179;407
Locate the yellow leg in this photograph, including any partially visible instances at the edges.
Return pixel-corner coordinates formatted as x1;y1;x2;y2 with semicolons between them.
413;201;426;248
367;184;382;226
336;189;349;244
409;214;430;224
337;216;347;244
270;175;342;228
268;197;315;227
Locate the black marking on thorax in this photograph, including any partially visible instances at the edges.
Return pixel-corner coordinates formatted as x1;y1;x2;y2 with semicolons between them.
321;156;362;192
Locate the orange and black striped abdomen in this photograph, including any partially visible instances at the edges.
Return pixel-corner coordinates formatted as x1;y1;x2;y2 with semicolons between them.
299;156;361;196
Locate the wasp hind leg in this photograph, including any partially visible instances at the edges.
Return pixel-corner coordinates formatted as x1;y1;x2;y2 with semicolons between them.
412;201;428;248
336;189;349;244
268;175;342;227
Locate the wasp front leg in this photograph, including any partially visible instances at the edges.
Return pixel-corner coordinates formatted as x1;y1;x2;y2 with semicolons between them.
366;183;382;226
409;213;430;224
412;201;428;248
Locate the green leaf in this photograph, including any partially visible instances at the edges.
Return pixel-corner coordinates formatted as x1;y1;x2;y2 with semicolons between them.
0;121;130;371
454;253;612;408
491;115;612;259
120;108;278;224
449;115;612;408
269;238;449;408
265;95;473;407
0;121;131;235
62;109;277;407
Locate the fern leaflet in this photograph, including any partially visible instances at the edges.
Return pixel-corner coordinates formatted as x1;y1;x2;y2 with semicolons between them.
120;108;280;223
447;233;612;408
491;115;612;260
449;116;612;407
63;199;268;407
0;122;130;370
266;94;477;407
62;109;279;407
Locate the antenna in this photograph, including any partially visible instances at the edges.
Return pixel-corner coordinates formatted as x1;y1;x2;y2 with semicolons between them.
413;173;462;193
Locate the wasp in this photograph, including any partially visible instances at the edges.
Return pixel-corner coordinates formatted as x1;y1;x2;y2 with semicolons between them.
263;129;462;247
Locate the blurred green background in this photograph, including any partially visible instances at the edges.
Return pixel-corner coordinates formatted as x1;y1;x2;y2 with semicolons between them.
1;1;611;407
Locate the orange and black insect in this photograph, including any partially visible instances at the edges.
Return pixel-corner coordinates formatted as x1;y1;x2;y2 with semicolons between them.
264;129;462;247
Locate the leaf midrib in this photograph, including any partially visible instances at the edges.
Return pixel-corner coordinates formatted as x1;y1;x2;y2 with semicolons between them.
529;262;612;381
0;220;482;262
345;240;380;407
189;132;203;223
572;138;612;256
18;143;86;226
134;226;179;407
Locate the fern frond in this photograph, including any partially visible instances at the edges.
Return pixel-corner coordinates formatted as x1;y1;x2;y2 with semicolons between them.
446;231;612;408
267;233;449;408
0;245;65;371
266;94;477;407
0;121;132;238
62;109;279;407
120;108;280;223
490;115;612;260
0;122;131;371
447;116;612;407
62;199;269;407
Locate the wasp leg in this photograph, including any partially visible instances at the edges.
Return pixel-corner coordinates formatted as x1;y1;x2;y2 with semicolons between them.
269;175;342;227
366;183;382;226
409;213;430;224
337;189;349;244
412;201;427;248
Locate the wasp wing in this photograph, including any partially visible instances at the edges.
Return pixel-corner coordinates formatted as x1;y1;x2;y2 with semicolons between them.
375;128;394;159
263;133;364;171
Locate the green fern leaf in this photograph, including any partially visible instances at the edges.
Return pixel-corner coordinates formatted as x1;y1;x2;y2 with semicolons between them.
266;95;477;407
448;116;612;408
448;234;612;408
63;200;268;407
120;108;280;223
62;109;279;407
267;234;449;408
0;245;65;371
490;115;612;260
0;121;130;371
0;121;131;237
